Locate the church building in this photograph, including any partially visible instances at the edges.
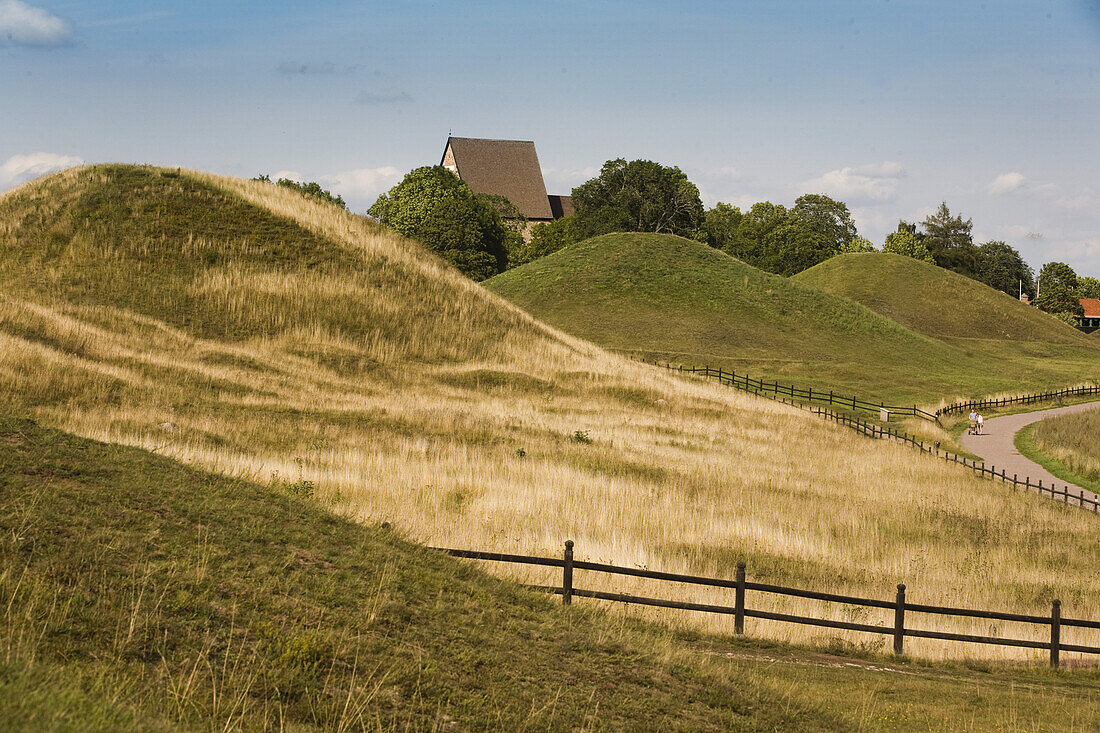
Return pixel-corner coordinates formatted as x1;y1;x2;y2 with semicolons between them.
441;137;573;232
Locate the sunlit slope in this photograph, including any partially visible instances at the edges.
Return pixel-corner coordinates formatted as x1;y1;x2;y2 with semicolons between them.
0;164;561;366
484;233;984;401
2;166;1098;663
794;252;1095;344
1;415;833;731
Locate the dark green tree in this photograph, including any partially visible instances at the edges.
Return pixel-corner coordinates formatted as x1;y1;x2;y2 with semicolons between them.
699;202;744;252
763;218;834;276
792;194;858;253
1077;275;1100;300
728;201;788;268
571;159;704;239
975;241;1035;298
921;202;978;277
368;166;507;280
1034;261;1084;317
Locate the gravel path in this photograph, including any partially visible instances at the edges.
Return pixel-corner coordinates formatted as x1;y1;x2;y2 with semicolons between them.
959;401;1100;509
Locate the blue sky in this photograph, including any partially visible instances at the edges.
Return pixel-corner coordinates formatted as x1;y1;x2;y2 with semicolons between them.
2;0;1099;275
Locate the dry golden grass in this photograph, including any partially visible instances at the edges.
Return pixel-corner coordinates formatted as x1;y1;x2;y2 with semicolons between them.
1031;409;1100;485
2;165;1098;664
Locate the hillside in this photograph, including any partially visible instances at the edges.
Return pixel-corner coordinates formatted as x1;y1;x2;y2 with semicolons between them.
793;252;1095;344
0;414;842;730
8;419;1098;732
2;165;1099;668
484;232;971;400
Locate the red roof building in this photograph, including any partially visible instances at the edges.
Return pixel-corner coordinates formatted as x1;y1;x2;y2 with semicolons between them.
1080;298;1100;333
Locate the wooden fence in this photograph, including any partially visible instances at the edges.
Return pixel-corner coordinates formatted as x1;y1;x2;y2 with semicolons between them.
653;362;938;421
809;404;1100;512
436;541;1100;668
937;384;1100;417
658;361;1100;514
655;361;1100;425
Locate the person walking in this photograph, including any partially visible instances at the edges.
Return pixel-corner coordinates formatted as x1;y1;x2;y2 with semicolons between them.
968;409;978;435
977;413;984;435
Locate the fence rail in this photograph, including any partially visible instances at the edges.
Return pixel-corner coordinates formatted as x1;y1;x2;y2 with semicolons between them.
655;361;1100;514
652;361;1100;425
437;542;1098;667
653;362;939;421
809;403;1100;512
937;385;1100;417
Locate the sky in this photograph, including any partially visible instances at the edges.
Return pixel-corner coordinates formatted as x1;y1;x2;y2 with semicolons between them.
2;0;1099;276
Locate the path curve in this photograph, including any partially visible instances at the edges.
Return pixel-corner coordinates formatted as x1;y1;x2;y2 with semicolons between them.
960;402;1100;509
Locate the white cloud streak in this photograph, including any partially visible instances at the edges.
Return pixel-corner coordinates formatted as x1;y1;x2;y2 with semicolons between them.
0;152;83;189
0;0;71;46
801;162;905;204
988;172;1025;195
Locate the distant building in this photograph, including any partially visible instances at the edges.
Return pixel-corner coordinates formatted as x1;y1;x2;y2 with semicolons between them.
441;136;573;235
1080;298;1100;333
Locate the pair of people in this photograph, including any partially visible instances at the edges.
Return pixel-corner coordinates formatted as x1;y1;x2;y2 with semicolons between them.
968;410;985;435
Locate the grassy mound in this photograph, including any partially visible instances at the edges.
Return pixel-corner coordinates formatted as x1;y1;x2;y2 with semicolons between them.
3;165;1099;669
486;237;1100;402
0;164;548;364
0;414;843;731
793;252;1093;344
484;233;971;400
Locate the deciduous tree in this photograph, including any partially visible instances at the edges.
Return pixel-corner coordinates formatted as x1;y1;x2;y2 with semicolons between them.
975;240;1035;298
368;166;507;280
883;229;936;263
571;159;704;239
1034;261;1084;318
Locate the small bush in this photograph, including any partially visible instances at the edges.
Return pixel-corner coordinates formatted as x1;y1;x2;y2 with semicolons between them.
571;430;592;444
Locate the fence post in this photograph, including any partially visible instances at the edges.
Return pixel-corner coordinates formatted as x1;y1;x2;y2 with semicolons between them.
735;562;746;635
1051;600;1061;668
562;540;574;605
893;584;906;656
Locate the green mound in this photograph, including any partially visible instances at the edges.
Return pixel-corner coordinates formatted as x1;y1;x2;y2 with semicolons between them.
0;415;839;731
793;252;1092;344
486;233;974;401
0;164;536;363
487;236;1100;403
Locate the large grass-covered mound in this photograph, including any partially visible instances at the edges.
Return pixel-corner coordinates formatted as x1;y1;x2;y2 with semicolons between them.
793;252;1094;344
486;236;1100;403
0;414;839;731
3;165;1099;671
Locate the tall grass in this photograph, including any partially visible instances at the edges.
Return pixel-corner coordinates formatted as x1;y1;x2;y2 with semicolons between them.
1030;409;1100;486
1;166;1098;664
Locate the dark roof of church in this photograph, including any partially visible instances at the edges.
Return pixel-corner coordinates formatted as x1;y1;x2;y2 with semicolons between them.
442;137;554;220
548;195;574;219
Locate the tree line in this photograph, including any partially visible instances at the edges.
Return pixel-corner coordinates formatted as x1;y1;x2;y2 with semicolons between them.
319;161;1095;324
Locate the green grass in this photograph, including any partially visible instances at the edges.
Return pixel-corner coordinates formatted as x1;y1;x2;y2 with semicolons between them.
485;235;1100;404
3;415;1099;732
0;413;851;731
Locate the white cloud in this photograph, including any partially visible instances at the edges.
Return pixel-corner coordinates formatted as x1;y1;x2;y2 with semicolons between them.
0;0;72;46
988;171;1025;195
0;152;83;189
540;166;599;195
319;166;402;209
852;161;905;179
800;163;903;204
